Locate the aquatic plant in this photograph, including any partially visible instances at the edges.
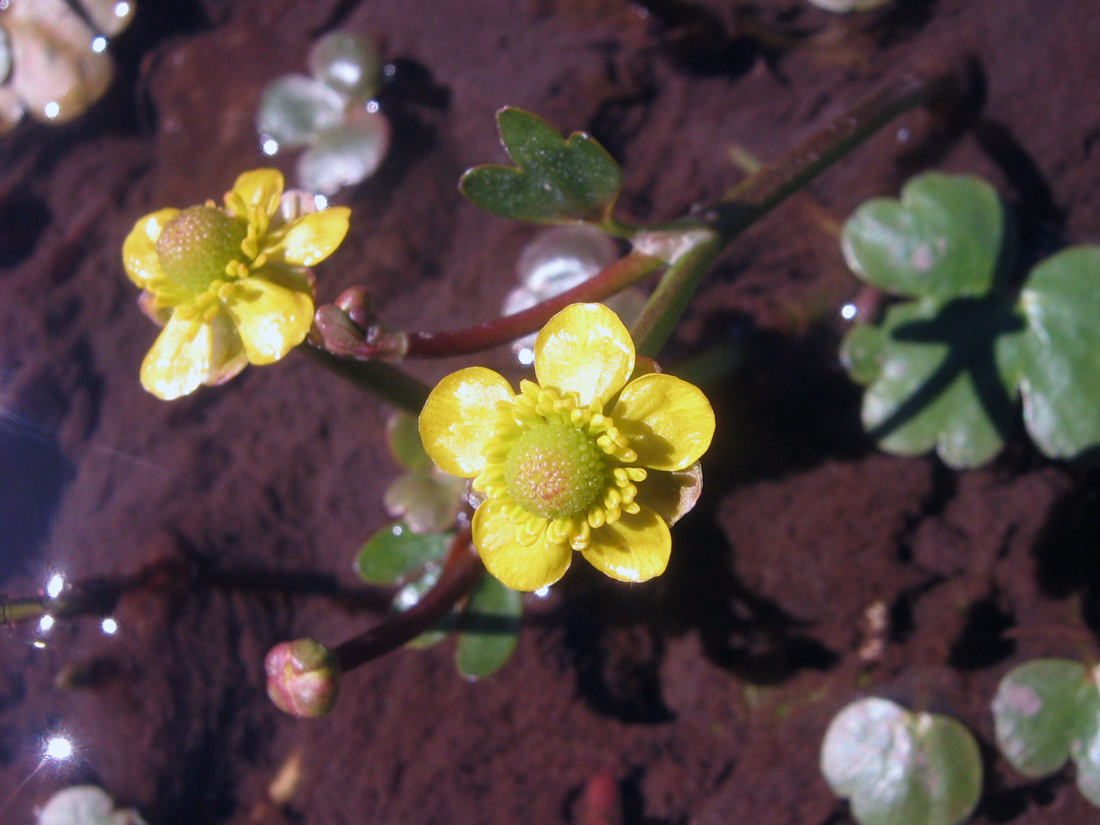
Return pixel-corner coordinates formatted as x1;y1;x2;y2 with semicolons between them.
821;696;982;825
256;31;390;196
841;172;1100;467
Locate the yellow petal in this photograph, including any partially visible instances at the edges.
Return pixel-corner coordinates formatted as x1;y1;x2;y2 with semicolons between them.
473;502;571;591
140;311;245;400
634;463;703;526
611;373;715;471
122;208;178;286
227;276;314;365
534;303;635;407
418;367;513;478
227;169;284;216
271;207;351;266
206;310;249;386
581;506;670;583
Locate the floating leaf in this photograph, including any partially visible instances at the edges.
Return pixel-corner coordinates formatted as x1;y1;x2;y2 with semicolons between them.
993;658;1087;778
455;575;522;680
460;107;622;226
841;297;1023;469
821;697;982;825
354;521;449;585
1014;246;1100;459
842;173;1004;303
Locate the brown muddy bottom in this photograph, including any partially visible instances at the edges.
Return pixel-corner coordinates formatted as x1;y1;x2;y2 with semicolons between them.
2;1;1099;823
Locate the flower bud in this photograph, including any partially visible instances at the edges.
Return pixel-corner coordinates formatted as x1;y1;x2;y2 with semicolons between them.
265;638;341;717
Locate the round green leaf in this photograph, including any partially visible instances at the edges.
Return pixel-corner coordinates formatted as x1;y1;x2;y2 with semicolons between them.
848;297;1023;469
993;658;1087;778
842;173;1004;302
308;31;381;101
257;74;346;149
296;112;391;195
822;697;982;825
455;575;522;680
1071;673;1100;808
354;522;450;585
1015;246;1100;459
459;107;622;226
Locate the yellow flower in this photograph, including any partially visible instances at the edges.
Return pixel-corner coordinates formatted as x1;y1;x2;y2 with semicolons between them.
419;303;715;591
122;169;350;400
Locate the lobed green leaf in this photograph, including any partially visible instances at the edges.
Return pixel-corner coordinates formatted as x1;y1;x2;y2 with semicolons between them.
459;107;622;226
1014;246;1100;459
842;173;1004;302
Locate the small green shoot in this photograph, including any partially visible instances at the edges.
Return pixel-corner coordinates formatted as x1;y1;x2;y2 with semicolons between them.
992;658;1100;808
842;172;1100;467
355;521;522;679
821;696;982;825
459;108;624;229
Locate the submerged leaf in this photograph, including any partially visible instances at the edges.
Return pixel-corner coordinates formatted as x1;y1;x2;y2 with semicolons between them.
460;107;622;226
841;171;1100;465
456;575;522;680
841;297;1023;469
821;697;982;825
1014;246;1100;459
354;522;449;585
993;658;1087;778
1071;673;1100;808
842;173;1004;302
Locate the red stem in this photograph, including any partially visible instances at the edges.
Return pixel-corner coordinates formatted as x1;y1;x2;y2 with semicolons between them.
403;249;663;358
332;530;485;672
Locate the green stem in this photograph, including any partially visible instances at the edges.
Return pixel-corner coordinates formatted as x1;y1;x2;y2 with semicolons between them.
632;231;723;360
710;67;950;241
630;62;954;358
301;345;431;414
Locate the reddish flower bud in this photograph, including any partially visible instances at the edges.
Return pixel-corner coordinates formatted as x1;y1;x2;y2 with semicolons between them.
265;638;340;717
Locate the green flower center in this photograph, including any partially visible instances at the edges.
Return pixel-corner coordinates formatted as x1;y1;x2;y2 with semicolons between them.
504;423;606;519
156;206;247;299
